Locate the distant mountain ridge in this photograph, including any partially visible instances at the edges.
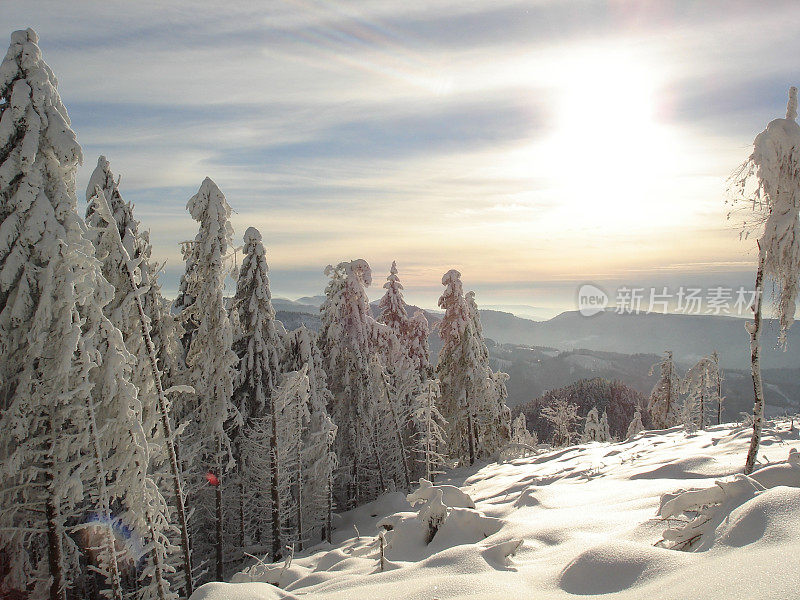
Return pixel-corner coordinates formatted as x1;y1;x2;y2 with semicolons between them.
273;299;798;418
275;296;799;371
478;308;800;370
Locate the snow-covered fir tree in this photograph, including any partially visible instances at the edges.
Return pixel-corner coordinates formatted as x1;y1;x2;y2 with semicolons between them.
465;291;512;456
374;263;418;488
729;86;800;473
435;269;475;463
711;352;725;425
86;159;191;596
230;227;283;562
88;189;189;600
0;29;172;600
176;178;238;583
282;325;337;545
367;352;411;491
85;155;184;408
647;351;680;430
510;413;537;447
435;271;510;465
681;354;722;431
319;259;406;506
407;309;432;379
598;410;611;442
582;406;602;442
318;260;372;507
411;379;448;483
626;407;645;439
378;260;407;340
540;399;580;447
275;368;311;553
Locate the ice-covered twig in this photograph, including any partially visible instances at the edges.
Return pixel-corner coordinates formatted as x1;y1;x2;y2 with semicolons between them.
787;86;798;121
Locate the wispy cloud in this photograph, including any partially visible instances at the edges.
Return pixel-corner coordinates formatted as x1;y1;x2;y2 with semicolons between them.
5;0;799;309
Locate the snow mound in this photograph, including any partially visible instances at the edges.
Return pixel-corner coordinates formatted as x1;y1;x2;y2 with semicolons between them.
559;541;689;595
748;448;800;488
229;560;312;589
658;449;800;551
481;539;523;567
406;477;475;508
190;582;299;600
216;419;800;600
379;483;500;561
715;486;800;548
630;454;732;480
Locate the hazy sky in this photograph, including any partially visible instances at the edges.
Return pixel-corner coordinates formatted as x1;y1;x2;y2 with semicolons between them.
7;1;800;315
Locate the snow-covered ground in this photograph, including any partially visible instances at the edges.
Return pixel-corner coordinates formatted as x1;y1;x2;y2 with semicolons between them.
193;420;800;599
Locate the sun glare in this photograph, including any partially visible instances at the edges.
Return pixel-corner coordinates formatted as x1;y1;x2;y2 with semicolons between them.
543;50;680;231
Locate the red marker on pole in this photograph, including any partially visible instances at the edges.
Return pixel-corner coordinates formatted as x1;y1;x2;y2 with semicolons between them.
205;472;220;487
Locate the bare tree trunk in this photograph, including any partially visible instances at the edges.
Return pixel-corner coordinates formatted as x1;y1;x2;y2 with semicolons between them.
325;474;333;544
666;359;674;427
169;433;193;597
295;485;303;552
467;402;475;465
146;519;169;600
215;477;224;581
45;471;66;600
745;248;766;475
371;430;387;493
269;395;282;562
349;430;359;511
699;387;705;430
44;414;67;600
425;420;433;482
716;355;723;426
238;477;245;552
295;404;303;552
84;398;123;600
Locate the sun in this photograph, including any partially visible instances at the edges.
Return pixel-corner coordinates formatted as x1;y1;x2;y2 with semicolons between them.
543;49;681;231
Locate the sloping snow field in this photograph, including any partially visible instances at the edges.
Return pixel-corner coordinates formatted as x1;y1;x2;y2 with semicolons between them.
192;420;800;599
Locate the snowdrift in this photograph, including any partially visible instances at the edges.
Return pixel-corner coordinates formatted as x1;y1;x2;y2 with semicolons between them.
192;419;800;599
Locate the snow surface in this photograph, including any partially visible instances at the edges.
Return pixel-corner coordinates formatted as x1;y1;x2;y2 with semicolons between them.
192;420;800;599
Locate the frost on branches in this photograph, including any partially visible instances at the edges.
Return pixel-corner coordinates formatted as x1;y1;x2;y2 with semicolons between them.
378;260;407;341
0;29;172;600
510;413;537;447
230;226;283;564
626;407;645;439
374;263;419;487
274;368;311;552
407;309;432;379
411;379;448;482
729;86;800;474
681;353;722;431
89;189;183;600
435;270;510;465
232;229;335;560
647;351;680;430
541;398;580;447
319;260;377;506
319;259;411;507
85;155;184;412
582;406;611;443
177;178;238;583
282;326;337;545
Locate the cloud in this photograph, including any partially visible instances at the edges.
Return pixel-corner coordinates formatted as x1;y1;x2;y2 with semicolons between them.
4;1;798;310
